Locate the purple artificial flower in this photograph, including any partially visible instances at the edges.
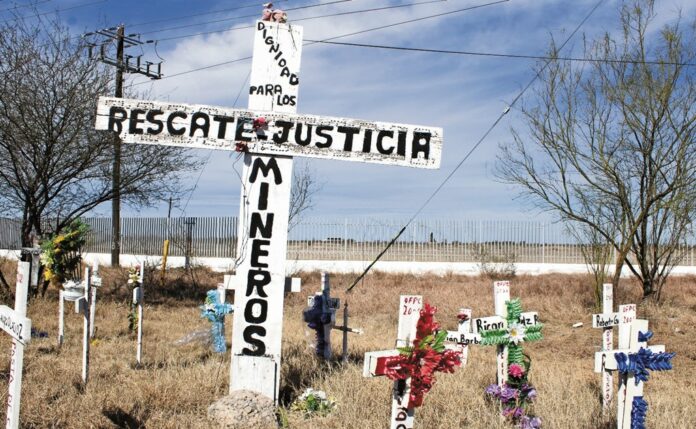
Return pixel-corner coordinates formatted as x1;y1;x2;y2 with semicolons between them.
499;385;520;402
485;384;501;398
503;407;524;418
520;416;542;429
525;388;537;401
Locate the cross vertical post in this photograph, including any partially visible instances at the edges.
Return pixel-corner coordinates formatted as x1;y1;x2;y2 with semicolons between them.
601;283;613;411
81;266;92;384
135;264;144;365
615;304;636;426
89;264;102;339
493;281;510;386
4;262;31;429
229;20;303;403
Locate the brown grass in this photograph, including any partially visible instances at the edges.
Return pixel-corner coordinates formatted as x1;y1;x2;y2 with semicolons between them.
0;260;693;428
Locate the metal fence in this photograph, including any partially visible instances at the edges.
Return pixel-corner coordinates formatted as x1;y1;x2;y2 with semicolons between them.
2;216;696;265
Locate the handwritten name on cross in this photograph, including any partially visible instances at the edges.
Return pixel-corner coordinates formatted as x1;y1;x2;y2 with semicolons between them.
94;20;443;403
445;308;477;366
475;281;543;386
594;318;674;429
591;283;637;412
3;262;31;429
363;295;422;429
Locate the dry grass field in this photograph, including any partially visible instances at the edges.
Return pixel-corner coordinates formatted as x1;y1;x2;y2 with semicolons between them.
0;259;693;428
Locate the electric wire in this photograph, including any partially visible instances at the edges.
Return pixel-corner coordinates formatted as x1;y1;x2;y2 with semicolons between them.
0;0;53;14
128;0;290;29
0;0;106;23
140;0;353;36
130;0;509;85
345;0;606;293
304;39;696;67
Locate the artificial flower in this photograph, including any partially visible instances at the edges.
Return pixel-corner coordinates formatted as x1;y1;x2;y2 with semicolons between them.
506;323;527;345
509;363;525;378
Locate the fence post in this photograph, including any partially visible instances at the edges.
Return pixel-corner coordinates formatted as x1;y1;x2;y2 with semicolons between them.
541;223;545;264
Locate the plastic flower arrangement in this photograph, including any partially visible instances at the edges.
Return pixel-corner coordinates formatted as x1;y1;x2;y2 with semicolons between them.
485;359;541;428
482;299;543;428
199;290;233;353
127;266;141;333
40;219;89;287
382;303;462;407
291;388;336;418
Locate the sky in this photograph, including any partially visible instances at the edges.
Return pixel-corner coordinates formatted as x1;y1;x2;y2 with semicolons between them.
2;0;694;222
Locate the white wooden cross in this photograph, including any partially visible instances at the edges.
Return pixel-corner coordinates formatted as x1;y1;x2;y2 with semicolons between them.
133;264;145;365
363;295;422;429
472;281;541;385
2;262;32;429
444;308;476;366
594;317;670;429
95;20;442;403
591;283;637;412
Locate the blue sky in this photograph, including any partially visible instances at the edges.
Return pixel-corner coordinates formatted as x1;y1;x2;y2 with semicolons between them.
3;0;694;221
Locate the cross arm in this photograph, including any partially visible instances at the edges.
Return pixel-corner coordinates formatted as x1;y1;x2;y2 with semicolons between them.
594;345;666;372
445;330;481;346
363;349;400;378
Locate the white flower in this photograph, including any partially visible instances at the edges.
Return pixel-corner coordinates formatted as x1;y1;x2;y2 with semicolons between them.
506;323;526;345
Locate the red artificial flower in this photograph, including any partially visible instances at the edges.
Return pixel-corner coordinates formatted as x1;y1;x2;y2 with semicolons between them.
382;302;462;409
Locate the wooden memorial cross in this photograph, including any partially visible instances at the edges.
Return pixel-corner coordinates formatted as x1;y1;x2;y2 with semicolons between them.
475;281;542;386
363;295;422;429
3;262;32;429
591;283;636;412
444;308;476;366
133;264;145;365
95;20;442;402
594;318;674;429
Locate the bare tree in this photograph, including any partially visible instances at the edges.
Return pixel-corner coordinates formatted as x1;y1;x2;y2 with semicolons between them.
497;1;695;300
0;16;200;247
288;160;322;230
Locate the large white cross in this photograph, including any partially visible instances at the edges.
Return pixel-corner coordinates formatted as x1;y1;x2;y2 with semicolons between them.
363;295;423;429
95;20;442;403
2;262;32;429
591;283;637;412
594;317;667;429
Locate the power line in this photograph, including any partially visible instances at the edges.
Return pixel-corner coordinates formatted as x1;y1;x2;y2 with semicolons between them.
0;0;53;14
345;0;605;293
304;39;696;67
155;0;447;43
0;0;106;23
131;0;509;85
128;0;289;29
141;0;353;36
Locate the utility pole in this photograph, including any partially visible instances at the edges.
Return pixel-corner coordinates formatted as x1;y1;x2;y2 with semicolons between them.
84;25;163;266
112;25;124;267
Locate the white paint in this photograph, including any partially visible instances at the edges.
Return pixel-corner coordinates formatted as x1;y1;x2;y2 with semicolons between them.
5;262;30;429
89;265;101;339
472;315;506;334
230;20;302;403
